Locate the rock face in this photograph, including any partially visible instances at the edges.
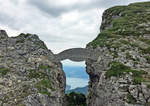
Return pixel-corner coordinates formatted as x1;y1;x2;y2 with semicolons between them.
0;30;66;106
86;2;150;106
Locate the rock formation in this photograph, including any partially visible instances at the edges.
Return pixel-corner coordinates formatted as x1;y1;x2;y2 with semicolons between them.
86;2;150;106
0;30;66;106
0;1;150;106
55;48;92;62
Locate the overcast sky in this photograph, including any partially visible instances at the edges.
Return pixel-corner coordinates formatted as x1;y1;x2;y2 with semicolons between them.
0;0;149;54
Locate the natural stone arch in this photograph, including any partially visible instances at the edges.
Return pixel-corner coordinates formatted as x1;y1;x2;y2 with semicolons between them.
55;48;91;62
55;48;101;63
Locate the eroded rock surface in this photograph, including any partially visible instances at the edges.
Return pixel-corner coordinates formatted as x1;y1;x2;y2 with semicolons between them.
0;30;66;106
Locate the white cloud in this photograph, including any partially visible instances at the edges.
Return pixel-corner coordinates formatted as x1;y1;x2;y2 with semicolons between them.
62;59;85;67
0;0;150;55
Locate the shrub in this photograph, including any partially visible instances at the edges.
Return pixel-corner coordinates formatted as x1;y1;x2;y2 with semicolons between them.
66;92;87;106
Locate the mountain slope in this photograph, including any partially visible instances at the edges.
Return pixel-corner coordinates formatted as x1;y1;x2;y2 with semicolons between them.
66;86;88;96
86;2;150;106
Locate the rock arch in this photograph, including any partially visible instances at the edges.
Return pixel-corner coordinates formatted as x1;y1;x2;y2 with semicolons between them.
55;48;92;62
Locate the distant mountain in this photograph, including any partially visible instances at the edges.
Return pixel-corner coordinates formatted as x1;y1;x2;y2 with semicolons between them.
66;86;88;96
66;85;71;91
63;66;89;79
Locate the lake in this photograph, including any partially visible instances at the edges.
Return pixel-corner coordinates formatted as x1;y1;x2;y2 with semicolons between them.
66;77;89;89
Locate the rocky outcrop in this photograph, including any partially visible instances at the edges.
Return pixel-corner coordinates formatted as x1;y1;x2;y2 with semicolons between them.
86;2;150;106
0;30;66;106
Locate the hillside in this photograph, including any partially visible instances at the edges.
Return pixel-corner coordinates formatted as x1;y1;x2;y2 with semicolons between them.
86;1;150;106
66;86;88;96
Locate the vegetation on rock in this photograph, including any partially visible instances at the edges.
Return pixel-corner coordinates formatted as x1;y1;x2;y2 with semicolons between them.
105;61;148;84
88;2;150;50
0;67;9;76
127;93;136;104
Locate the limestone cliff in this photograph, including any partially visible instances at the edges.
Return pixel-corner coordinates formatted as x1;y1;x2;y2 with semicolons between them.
0;30;66;106
87;2;150;106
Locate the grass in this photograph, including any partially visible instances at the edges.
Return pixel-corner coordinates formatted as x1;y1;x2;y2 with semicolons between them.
28;69;48;79
147;85;150;89
39;64;51;72
127;93;136;104
28;64;51;79
105;61;147;84
28;65;55;97
87;31;110;48
140;47;150;54
146;102;150;106
35;79;55;97
87;2;150;48
0;67;9;76
119;39;129;45
126;52;133;60
139;38;150;45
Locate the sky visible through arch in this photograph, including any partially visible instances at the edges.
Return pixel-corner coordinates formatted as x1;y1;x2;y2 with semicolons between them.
0;0;150;65
62;59;89;89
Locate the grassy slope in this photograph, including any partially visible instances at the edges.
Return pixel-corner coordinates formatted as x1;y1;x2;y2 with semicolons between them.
87;2;150;49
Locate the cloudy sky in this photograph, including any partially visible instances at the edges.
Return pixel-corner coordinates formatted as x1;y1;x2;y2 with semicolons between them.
0;0;149;54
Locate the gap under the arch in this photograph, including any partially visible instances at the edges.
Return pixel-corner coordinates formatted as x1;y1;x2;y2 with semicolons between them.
62;59;89;95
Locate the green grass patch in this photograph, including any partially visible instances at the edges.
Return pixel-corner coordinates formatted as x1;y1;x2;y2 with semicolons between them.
147;85;150;89
29;68;55;97
88;2;150;48
0;67;9;76
126;52;133;60
28;69;48;79
139;38;150;45
127;93;136;104
35;79;55;97
28;65;51;79
120;39;129;45
39;64;50;72
140;47;150;54
87;31;110;48
105;61;147;84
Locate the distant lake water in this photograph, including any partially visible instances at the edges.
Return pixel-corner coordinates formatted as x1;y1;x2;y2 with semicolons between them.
66;77;89;89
